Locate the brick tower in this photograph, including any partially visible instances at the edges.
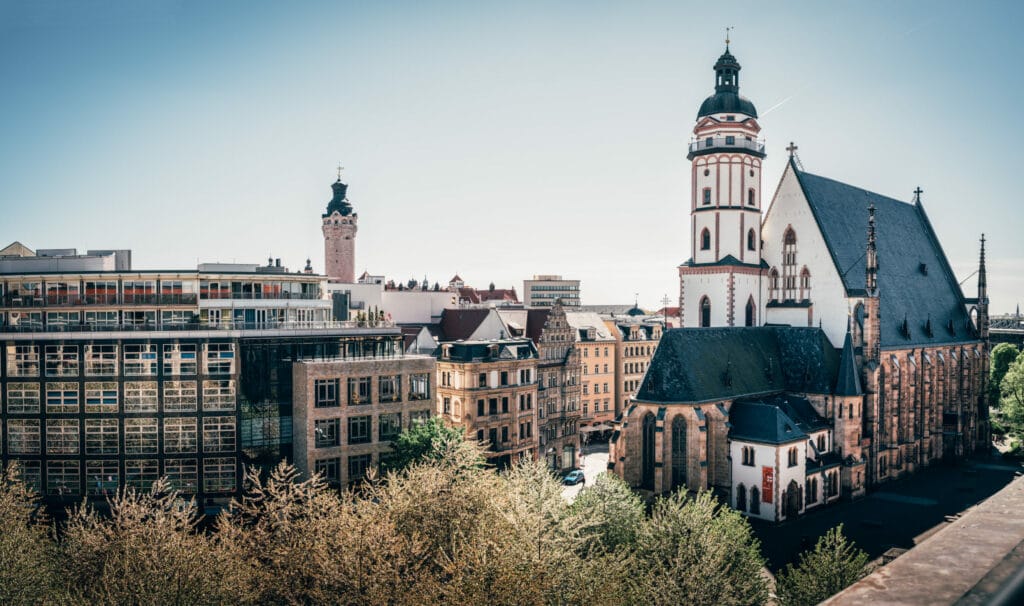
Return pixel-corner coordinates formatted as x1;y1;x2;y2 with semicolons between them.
322;176;357;282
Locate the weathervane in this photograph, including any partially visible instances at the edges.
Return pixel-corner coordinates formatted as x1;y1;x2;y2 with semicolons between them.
336;164;345;181
725;26;733;48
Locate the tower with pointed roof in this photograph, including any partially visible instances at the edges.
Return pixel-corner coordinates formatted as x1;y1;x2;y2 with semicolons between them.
322;176;358;282
679;40;766;329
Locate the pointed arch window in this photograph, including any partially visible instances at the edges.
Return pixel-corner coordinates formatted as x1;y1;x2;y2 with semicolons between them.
745;297;756;327
700;228;711;251
782;228;798;300
799;267;811;301
747;228;756;251
736;483;747;512
769;268;780;302
699;297;711;328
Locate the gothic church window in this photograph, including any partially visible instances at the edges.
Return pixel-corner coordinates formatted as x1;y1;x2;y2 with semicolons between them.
782;228;798;300
769;268;780;302
700;229;711;251
800;267;811;301
736;483;747;512
699;297;711;328
747;229;756;251
745;297;755;327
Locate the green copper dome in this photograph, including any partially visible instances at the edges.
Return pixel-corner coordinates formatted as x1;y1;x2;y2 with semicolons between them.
696;48;758;119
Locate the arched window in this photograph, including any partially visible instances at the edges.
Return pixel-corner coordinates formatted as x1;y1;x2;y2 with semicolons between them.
745;297;755;327
641;413;657;490
671;415;687;489
750;487;761;514
748;188;756;206
699;296;711;328
769;268;780;302
800;267;811;301
782;228;798;299
736;483;747;512
700;228;711;251
747;228;756;251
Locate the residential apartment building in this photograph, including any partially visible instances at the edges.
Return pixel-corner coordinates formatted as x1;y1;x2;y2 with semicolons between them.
0;245;376;505
565;312;616;431
606;319;663;416
536;303;581;471
523;275;580;308
434;339;539;468
292;344;435;487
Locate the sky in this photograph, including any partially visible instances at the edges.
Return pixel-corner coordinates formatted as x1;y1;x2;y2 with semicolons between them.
1;0;1022;313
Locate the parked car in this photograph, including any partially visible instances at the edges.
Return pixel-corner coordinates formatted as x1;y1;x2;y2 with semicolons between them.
563;470;585;486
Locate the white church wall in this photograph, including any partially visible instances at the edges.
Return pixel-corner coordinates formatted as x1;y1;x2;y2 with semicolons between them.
680;274;731;327
777;440;808;518
762;166;850;347
732;273;763;326
730;440;780;522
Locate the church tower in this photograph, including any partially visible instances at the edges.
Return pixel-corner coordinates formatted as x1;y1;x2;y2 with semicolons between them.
679;40;766;328
322;175;357;283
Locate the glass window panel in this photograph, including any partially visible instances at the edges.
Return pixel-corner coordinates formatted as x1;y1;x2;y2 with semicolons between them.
124;344;158;375
203;343;235;375
379;413;402;441
124;459;159;491
202;379;235;412
85;418;119;455
46;419;80;455
85;460;119;496
84;382;118;413
6;345;40;377
6;382;40;414
44;345;79;377
84;344;118;376
315;379;339;408
202;416;236;453
7;419;41;454
202;457;236;493
348;415;370;444
45;382;79;413
46;460;80;496
163;343;197;375
124;381;159;413
124;418;159;455
163;418;198;454
409;373;430;400
163;459;198;494
163;381;198;413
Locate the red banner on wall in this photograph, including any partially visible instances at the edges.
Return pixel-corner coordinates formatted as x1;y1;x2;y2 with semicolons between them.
762;467;774;503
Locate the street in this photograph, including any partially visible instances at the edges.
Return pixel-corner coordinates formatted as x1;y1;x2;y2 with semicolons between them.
561;442;610;502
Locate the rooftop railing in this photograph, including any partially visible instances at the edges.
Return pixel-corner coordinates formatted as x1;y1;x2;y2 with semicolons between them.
0;320;375;333
688;136;765;154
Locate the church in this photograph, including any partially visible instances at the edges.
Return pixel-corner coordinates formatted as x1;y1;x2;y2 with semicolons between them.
610;42;991;522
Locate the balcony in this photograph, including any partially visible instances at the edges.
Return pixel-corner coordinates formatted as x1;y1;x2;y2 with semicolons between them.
0;320;364;334
688;136;765;156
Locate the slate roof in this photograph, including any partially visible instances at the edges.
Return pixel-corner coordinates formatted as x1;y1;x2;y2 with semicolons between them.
438;309;491;341
564;312;616;342
323;180;354;217
835;328;862;396
728;400;806;445
792;163;978;348
636;327;839;404
682;254;768;269
433;339;538;363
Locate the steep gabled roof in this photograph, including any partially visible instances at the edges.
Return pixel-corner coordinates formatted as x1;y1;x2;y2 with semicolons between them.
835;328;862;396
438;309;491;341
636;326;839;404
791;163;977;348
728;400;806;445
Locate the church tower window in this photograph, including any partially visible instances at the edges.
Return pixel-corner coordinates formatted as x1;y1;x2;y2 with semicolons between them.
699;297;711;328
748;188;756;206
745;297;755;327
747;229;756;251
702;188;712;205
700;229;711;251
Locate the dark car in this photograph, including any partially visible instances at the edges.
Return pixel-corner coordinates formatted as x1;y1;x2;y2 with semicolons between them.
563;470;585;486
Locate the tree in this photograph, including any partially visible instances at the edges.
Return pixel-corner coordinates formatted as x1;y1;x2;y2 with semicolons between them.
1001;356;1024;427
775;524;870;606
60;479;253;605
628;490;770;606
990;343;1020;407
569;471;645;555
388;416;479;473
0;463;57;606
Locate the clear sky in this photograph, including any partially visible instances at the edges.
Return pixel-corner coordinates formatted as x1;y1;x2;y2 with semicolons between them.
1;1;1021;313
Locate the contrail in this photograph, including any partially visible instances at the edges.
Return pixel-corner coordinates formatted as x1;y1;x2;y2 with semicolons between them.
761;95;794;117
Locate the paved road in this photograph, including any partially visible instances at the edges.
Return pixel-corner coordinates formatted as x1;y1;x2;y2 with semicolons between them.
561;442;610;502
751;456;1022;571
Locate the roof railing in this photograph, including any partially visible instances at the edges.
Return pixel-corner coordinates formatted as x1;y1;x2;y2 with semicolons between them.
688;136;765;154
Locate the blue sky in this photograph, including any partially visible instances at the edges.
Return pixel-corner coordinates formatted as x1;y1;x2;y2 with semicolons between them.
1;1;1021;312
